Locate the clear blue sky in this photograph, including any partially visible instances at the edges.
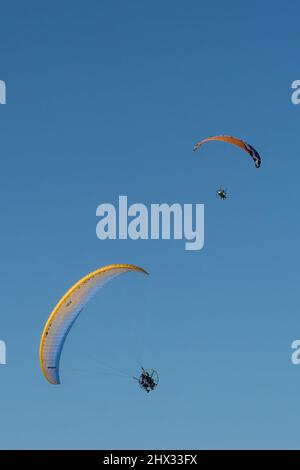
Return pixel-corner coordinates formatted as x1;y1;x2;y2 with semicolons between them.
0;0;299;450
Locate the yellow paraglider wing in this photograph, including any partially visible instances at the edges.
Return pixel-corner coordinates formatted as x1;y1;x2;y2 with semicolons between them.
39;264;148;384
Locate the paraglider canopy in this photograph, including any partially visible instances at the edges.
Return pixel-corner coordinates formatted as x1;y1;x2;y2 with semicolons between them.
39;263;148;385
193;135;261;169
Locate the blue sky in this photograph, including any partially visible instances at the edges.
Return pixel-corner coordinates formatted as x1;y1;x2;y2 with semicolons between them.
0;0;300;449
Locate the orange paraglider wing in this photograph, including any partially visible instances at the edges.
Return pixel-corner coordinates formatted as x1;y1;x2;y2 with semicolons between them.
193;135;261;168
